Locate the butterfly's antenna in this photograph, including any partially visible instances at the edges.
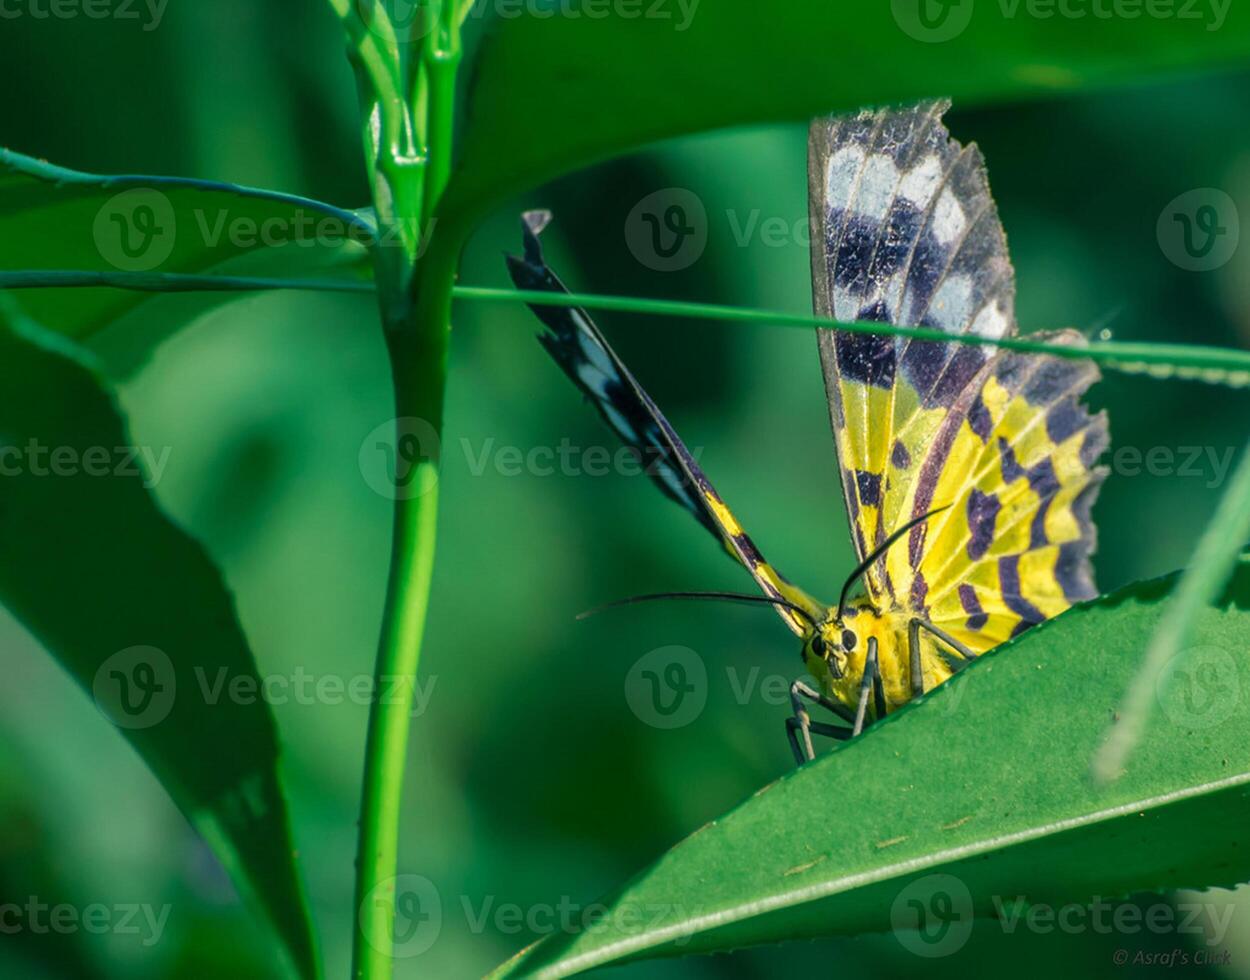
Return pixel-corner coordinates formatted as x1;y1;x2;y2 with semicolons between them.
577;591;819;630
836;505;952;621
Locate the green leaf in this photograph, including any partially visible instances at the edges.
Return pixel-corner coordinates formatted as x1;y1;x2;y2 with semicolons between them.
0;301;319;979
444;2;1250;230
490;560;1250;977
0;148;373;368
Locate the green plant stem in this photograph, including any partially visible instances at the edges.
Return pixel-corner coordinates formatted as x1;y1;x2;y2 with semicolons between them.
457;287;1250;386
351;239;458;980
0;270;377;292
330;0;408;183
343;0;462;974
421;0;461;218
7;268;1250;387
351;284;450;980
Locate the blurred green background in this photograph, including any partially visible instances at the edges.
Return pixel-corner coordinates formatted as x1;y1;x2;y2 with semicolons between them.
2;4;1250;978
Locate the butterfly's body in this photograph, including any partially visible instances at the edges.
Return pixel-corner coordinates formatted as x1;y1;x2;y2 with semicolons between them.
805;599;955;716
508;100;1108;762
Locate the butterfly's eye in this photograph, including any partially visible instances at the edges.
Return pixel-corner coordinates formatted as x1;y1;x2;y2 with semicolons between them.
810;634;827;658
841;629;858;650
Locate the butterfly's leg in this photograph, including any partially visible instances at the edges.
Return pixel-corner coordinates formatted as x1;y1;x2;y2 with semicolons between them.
786;680;853;764
785;717;810;765
911;617;977;671
852;638;881;737
785;718;852;764
792;679;856;725
871;641;887;721
908;619;925;697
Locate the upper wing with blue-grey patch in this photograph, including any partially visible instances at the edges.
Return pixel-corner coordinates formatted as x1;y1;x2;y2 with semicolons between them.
506;210;824;635
809;102;1106;644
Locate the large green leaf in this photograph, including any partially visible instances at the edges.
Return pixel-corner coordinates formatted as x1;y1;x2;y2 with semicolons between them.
491;560;1250;977
0;148;372;364
0;302;318;979
444;2;1250;230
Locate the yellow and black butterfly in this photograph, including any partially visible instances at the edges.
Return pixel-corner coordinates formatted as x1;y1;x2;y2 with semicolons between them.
507;100;1108;763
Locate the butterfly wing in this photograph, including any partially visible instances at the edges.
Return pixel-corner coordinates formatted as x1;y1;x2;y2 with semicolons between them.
904;334;1106;647
808;101;1107;646
507;211;824;635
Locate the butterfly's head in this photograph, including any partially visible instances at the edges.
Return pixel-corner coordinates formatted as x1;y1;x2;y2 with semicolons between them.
804;618;858;681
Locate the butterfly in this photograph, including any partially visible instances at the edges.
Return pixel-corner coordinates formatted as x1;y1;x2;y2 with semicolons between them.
506;100;1108;764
